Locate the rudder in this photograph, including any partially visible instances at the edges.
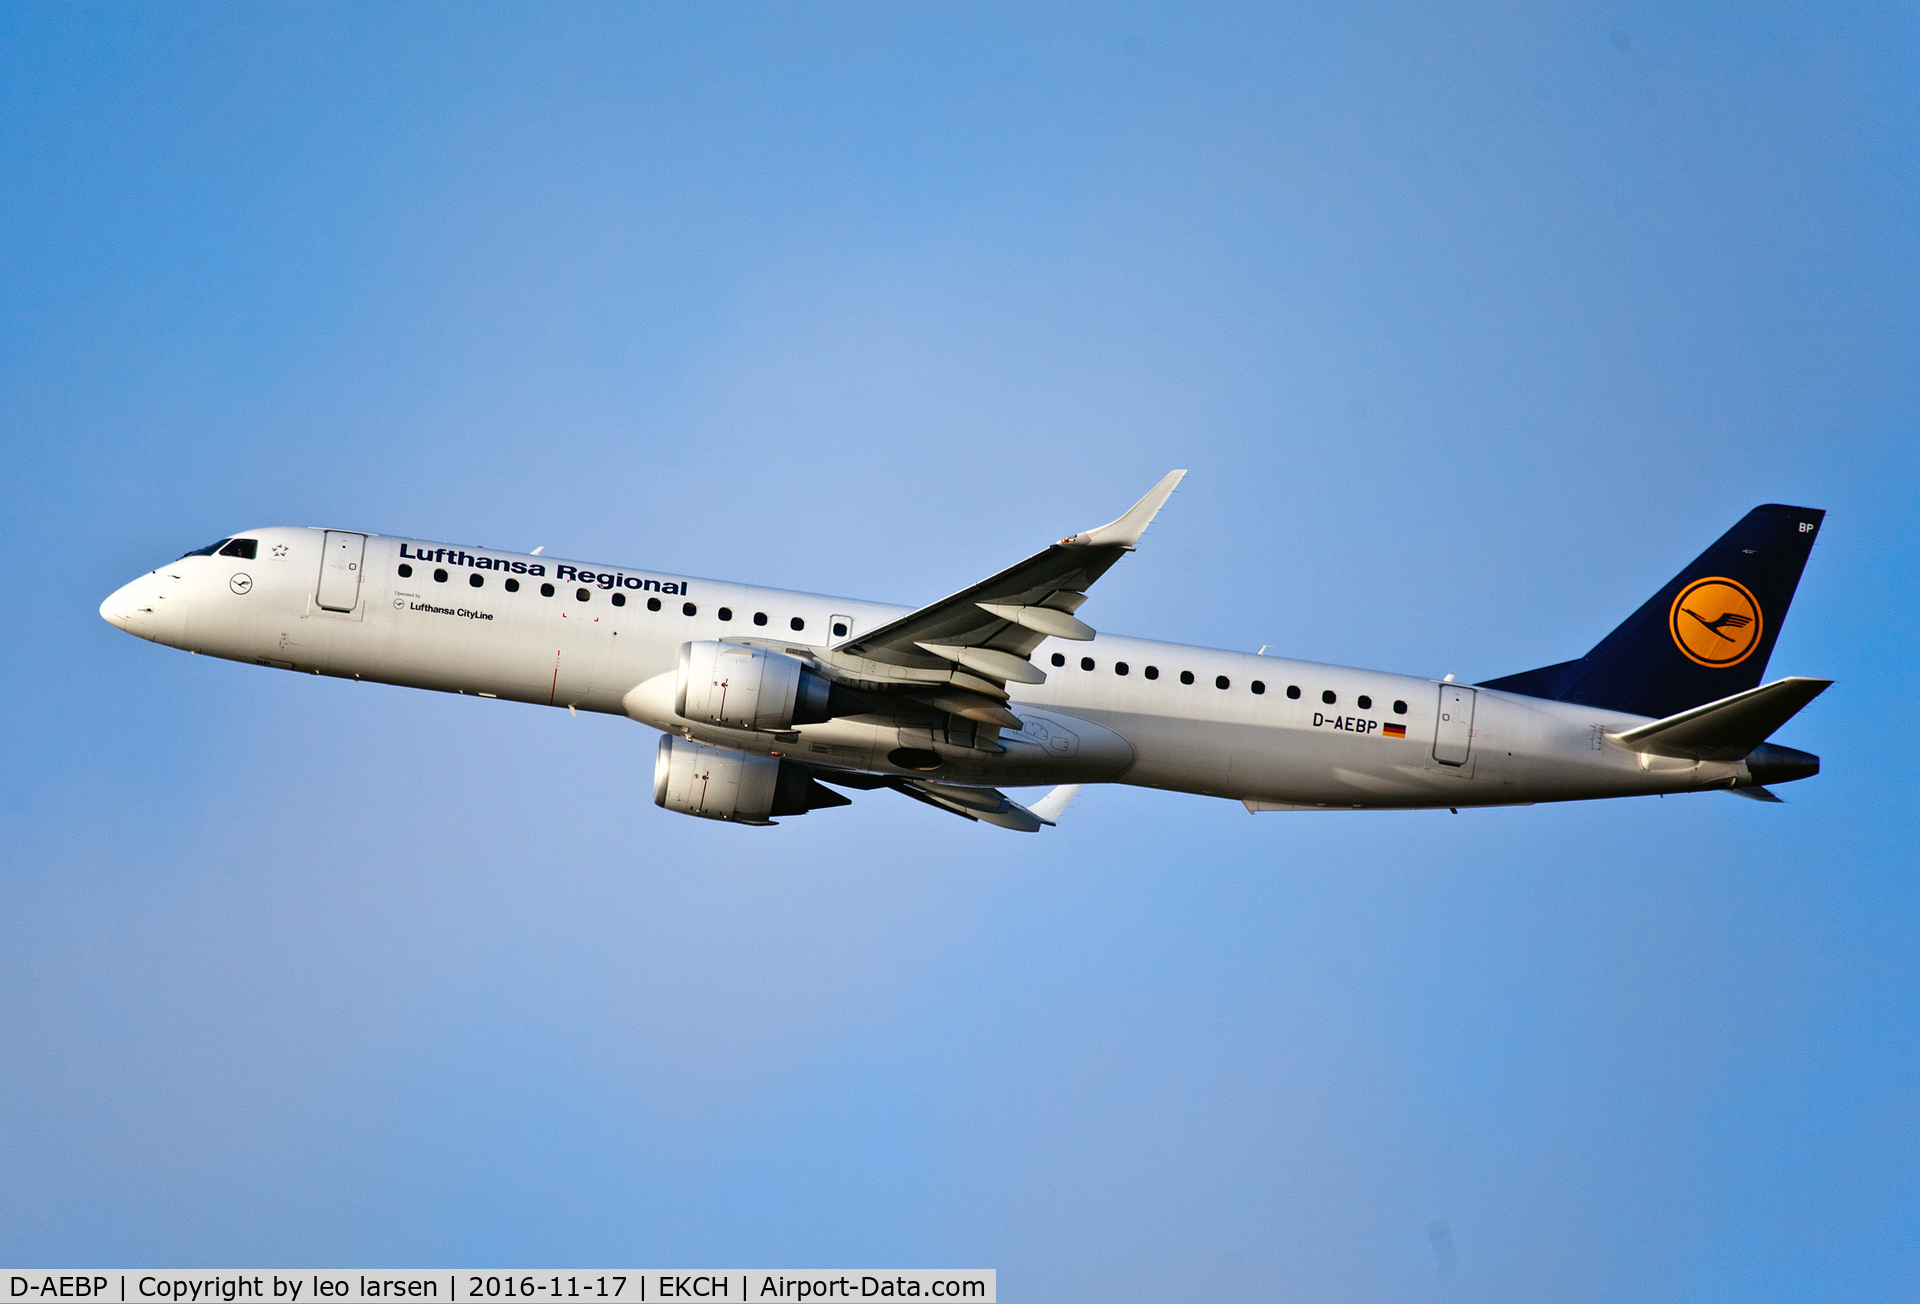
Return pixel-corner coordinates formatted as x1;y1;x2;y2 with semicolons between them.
1480;504;1825;719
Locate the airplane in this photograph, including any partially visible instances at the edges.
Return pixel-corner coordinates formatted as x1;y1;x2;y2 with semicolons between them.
98;473;1829;831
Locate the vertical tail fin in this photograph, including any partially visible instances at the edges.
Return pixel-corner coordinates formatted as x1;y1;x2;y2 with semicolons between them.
1480;504;1825;718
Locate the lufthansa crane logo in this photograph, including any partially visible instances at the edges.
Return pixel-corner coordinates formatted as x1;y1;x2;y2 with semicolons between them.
1669;577;1761;667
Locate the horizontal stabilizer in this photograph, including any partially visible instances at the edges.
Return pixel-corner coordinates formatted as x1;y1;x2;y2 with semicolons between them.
1608;676;1832;761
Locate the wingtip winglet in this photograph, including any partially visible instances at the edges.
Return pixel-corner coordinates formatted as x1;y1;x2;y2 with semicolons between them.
1030;784;1083;826
1066;470;1187;549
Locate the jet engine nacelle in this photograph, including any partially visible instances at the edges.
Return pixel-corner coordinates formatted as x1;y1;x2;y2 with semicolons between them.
652;735;851;825
675;640;850;731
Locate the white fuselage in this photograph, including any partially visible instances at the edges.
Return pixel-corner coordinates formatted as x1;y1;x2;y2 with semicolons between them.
100;527;1757;810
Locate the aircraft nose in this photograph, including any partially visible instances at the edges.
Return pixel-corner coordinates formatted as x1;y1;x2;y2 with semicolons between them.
99;579;140;629
100;574;166;635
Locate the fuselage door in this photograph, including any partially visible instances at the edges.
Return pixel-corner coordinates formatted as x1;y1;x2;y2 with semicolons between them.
830;614;855;644
316;531;367;612
1432;684;1476;766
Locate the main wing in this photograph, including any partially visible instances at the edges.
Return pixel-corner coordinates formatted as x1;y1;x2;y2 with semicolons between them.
833;470;1184;701
814;769;1083;833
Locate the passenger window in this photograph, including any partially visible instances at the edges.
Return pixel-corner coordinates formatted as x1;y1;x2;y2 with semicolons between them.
833;621;848;637
1286;685;1301;699
577;588;591;602
1216;675;1230;690
611;593;625;607
1358;695;1372;710
218;538;258;559
1252;681;1265;695
1051;653;1066;667
469;574;483;588
1080;657;1095;671
719;607;733;621
753;612;768;626
684;603;698;616
1322;690;1336;704
790;617;804;631
397;564;412;578
647;597;661;611
1393;699;1408;714
1115;662;1129;676
1180;671;1195;685
504;578;519;592
540;583;555;597
1144;666;1159;680
434;569;448;583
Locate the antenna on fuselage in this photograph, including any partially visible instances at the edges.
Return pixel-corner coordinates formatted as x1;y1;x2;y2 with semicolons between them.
532;546;545;555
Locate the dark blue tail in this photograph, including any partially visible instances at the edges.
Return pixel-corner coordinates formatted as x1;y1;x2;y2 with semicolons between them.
1480;504;1825;719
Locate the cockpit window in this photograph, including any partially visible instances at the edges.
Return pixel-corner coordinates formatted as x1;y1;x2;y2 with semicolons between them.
218;538;258;559
180;538;231;558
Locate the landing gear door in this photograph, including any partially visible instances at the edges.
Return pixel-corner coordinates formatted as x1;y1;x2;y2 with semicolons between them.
317;531;367;612
1432;684;1476;766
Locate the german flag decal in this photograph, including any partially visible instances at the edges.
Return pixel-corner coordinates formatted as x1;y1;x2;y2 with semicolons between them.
1383;723;1406;738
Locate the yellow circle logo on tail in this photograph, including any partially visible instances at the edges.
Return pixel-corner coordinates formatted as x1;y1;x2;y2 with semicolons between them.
1669;577;1763;667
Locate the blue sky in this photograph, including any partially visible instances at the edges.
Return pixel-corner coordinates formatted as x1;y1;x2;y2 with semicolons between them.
3;2;1917;1298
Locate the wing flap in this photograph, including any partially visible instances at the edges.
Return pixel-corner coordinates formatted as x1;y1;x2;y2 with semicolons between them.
975;603;1096;641
916;642;1049;684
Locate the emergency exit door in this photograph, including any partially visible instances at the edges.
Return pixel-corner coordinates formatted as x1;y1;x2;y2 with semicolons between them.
316;531;366;612
1432;684;1476;766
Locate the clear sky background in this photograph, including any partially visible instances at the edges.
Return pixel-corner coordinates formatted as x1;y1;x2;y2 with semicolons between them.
3;3;1917;1298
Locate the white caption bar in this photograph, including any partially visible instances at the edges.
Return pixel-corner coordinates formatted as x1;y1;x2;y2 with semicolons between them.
4;1274;993;1304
